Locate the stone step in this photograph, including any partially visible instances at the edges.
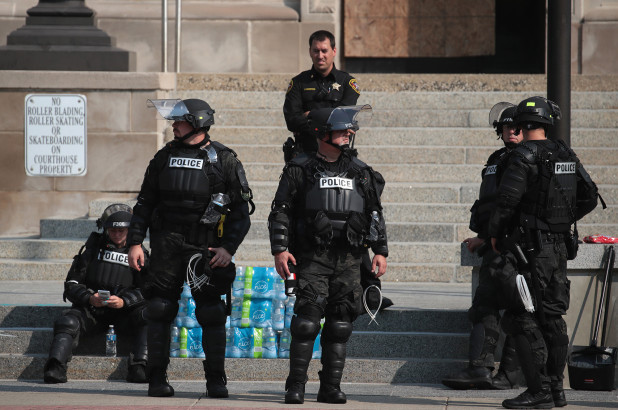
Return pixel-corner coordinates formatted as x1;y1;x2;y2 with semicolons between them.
233;164;618;185
41;218;461;243
0;306;470;333
182;90;618;111
0;328;468;359
218;144;618;166
0;354;466;384
211;108;618;129
0;258;465;283
212;126;618;149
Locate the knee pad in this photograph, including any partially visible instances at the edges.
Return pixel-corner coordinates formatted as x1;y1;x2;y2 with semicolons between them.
322;320;352;344
54;314;80;338
195;299;227;327
144;297;178;322
290;315;321;341
128;306;148;327
468;304;499;325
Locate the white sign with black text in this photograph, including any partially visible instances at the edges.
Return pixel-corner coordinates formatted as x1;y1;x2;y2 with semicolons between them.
25;94;87;176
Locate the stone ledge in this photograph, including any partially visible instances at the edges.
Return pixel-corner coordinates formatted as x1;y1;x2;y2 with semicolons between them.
584;7;618;21
177;73;618;92
0;71;175;90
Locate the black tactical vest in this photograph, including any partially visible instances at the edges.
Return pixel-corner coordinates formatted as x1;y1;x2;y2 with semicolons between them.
476;148;508;218
295;156;366;237
157;141;228;222
519;141;578;231
85;246;133;292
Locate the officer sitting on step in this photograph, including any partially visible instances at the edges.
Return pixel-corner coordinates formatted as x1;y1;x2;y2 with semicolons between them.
44;204;149;384
127;98;253;398
269;105;388;404
442;103;525;390
488;96;602;409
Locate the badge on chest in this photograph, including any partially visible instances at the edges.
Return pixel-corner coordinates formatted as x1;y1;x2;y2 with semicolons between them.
169;157;204;169
319;176;353;190
485;165;497;175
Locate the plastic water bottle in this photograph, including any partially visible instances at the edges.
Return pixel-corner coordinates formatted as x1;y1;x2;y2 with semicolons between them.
170;325;180;357
272;299;285;331
105;325;117;357
243;266;254;298
232;266;245;298
231;296;243;328
273;271;286;300
279;328;291;358
284;295;296;329
225;327;234;358
179;327;188;358
184;297;198;328
262;327;278;359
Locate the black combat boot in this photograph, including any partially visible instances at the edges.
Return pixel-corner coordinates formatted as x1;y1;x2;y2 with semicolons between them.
285;337;314;404
43;333;73;384
147;367;174;397
146;321;173;396
317;341;347;404
492;337;526;390
550;381;567;407
202;325;228;398
442;366;493;390
502;388;554;409
127;325;148;383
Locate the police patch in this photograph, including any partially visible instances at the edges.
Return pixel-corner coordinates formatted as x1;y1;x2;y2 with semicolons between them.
169;157;204;169
286;80;293;94
349;78;360;94
100;250;129;267
485;165;497;175
319;176;353;190
555;162;576;174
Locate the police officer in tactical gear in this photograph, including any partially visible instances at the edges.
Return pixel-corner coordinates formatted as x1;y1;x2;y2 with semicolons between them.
127;98;252;398
283;29;393;316
488;96;601;409
442;103;525;390
269;105;388;404
44;204;149;384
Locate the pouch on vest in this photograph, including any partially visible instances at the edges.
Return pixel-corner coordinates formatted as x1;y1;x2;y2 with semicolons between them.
199;193;230;228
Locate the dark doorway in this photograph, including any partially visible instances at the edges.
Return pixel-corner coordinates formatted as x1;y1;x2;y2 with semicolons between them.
344;0;546;74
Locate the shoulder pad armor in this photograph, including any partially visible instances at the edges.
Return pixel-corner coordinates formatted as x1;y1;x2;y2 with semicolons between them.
513;142;538;163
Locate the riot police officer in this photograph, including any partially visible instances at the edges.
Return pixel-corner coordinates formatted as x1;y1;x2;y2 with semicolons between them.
269;105;388;404
283;29;392;315
43;204;149;384
488;96;601;409
127;99;253;398
442;103;525;390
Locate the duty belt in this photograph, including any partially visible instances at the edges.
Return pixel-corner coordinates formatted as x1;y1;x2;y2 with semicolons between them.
538;231;565;245
159;218;214;245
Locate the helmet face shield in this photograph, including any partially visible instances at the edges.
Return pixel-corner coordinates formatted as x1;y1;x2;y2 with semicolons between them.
489;102;516;129
327;104;373;132
147;99;188;121
147;98;215;130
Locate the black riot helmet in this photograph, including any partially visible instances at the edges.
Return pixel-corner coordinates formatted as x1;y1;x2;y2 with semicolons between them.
489;102;517;136
308;105;372;151
96;203;133;230
147;98;215;141
514;96;561;130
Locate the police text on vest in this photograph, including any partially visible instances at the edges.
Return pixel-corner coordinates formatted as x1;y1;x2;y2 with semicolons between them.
100;250;130;267
319;177;353;190
169;157;204;169
555;162;576;174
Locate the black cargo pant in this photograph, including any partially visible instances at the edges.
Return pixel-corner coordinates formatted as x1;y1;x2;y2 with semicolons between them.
286;244;363;388
144;229;231;381
500;235;570;392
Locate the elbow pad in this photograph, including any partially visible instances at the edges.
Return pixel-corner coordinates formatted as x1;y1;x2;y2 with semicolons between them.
64;282;93;306
117;288;145;309
268;212;289;254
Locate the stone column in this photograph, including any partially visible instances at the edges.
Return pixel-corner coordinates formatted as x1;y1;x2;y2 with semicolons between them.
0;0;134;71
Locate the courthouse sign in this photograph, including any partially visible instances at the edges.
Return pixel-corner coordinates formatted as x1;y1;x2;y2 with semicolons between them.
25;94;87;176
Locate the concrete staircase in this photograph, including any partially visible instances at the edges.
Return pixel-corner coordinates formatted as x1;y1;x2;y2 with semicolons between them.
1;79;617;383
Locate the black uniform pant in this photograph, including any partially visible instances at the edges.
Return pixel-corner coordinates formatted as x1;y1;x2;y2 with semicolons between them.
500;237;570;392
144;230;230;377
48;305;147;365
287;245;363;387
